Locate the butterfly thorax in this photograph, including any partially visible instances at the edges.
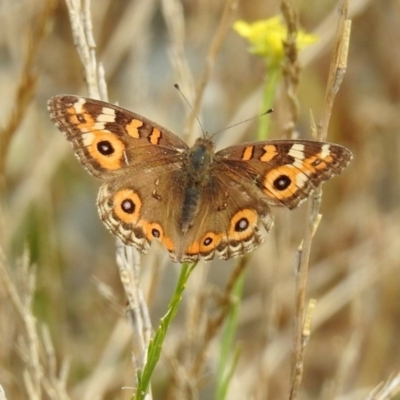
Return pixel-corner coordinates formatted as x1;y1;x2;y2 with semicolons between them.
186;138;215;180
180;138;215;233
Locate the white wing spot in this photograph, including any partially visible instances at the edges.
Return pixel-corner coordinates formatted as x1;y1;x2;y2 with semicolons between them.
288;143;305;159
295;172;307;188
73;98;86;113
94;122;106;130
289;144;305;169
82;132;95;146
98;107;116;122
320;144;331;159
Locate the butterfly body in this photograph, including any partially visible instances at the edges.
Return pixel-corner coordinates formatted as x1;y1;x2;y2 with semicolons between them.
180;138;215;233
48;95;352;263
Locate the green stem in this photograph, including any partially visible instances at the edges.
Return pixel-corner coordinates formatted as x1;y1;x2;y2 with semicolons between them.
134;262;197;400
258;67;281;140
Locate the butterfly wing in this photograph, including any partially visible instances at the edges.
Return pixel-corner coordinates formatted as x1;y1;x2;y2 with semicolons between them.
172;139;352;262
49;95;193;260
47;95;189;179
96;169;188;259
175;173;274;262
49;97;353;263
215;139;353;209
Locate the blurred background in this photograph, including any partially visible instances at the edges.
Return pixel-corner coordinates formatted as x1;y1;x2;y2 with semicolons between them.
1;0;400;399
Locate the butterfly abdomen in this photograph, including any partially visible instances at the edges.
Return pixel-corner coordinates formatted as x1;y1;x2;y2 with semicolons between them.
180;185;201;233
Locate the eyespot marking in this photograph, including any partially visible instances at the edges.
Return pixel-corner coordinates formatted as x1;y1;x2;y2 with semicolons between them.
273;175;292;190
263;166;298;200
234;217;249;232
97;140;115;156
228;209;257;241
113;189;142;224
121;199;135;214
87;134;125;170
186;232;224;256
141;221;174;251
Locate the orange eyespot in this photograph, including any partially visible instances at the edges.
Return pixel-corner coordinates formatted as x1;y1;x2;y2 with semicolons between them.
228;209;257;240
263;166;297;199
113;190;142;224
141;221;174;251
87;133;125;170
186;231;224;256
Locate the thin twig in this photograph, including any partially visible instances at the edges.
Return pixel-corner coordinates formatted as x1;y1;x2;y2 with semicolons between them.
0;251;41;399
289;1;351;399
0;248;72;400
64;0;101;99
116;242;148;375
281;0;301;138
365;373;400;400
318;0;351;141
64;0;151;394
0;385;8;400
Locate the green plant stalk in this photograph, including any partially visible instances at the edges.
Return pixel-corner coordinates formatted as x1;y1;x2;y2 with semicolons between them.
258;67;281;140
215;267;246;400
134;262;197;400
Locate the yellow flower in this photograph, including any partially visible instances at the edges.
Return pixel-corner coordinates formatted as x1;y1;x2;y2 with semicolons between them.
233;16;318;66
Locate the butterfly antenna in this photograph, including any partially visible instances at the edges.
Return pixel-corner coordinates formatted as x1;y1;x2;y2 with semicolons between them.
174;83;206;136
212;108;273;136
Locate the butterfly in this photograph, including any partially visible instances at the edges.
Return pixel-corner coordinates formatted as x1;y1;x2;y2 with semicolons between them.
48;95;352;263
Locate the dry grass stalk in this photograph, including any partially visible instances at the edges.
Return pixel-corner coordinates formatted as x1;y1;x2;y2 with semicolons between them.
116;241;152;374
64;0;102;99
289;0;351;399
318;5;351;141
0;248;71;399
63;0;152;393
0;385;7;400
0;0;55;175
366;373;400;400
280;0;301;138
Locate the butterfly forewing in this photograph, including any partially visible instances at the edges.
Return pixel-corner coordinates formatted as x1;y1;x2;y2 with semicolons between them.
216;140;352;209
48;95;189;179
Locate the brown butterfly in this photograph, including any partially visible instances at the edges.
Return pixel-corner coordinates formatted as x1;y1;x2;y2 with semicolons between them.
48;95;352;263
